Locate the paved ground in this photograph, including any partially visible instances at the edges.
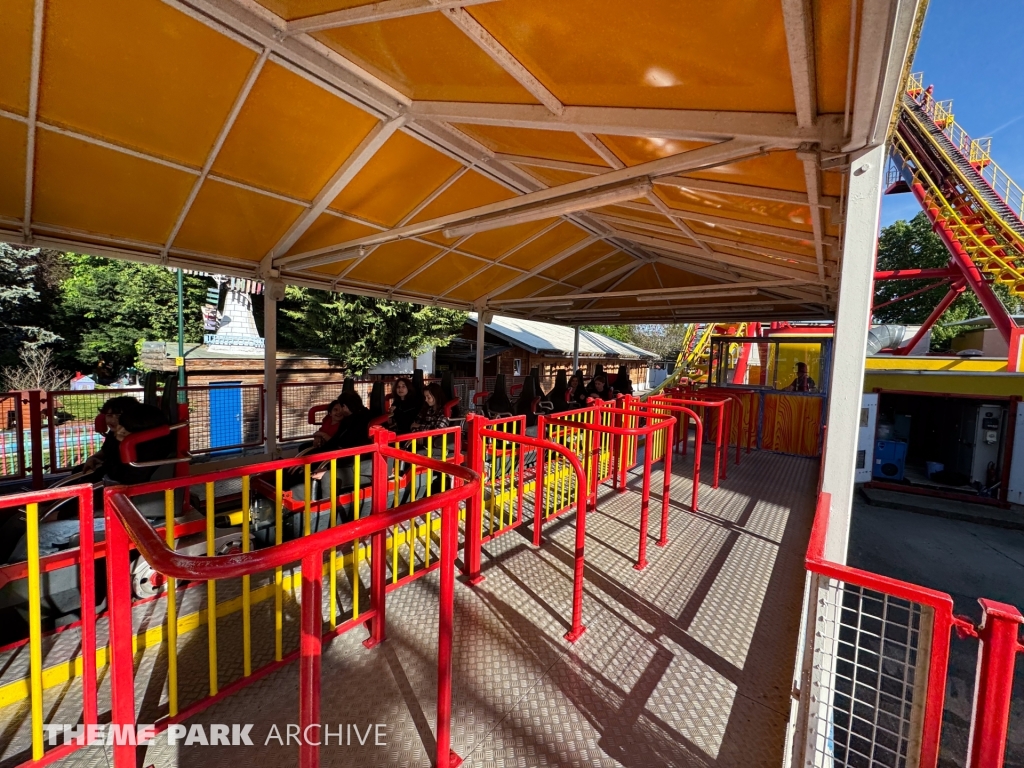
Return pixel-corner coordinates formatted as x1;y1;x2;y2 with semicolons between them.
1;447;819;768
848;493;1024;768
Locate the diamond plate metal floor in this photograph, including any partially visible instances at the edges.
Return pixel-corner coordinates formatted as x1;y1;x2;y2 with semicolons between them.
15;448;816;768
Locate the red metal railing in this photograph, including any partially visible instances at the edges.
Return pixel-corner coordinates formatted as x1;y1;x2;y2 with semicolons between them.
651;393;730;487
0;484;98;764
544;404;676;570
103;439;478;768
800;492;1024;767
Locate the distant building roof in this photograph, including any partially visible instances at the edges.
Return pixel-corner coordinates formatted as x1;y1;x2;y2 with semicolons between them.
945;314;1024;329
467;314;657;360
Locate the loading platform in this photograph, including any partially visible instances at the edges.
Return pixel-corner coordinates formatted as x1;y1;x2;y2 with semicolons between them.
0;447;817;768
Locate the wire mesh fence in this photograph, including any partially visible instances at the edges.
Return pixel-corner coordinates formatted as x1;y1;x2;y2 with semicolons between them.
806;577;930;768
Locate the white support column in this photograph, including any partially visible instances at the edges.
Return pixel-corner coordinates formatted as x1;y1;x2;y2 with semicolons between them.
572;327;580;370
264;281;283;457
819;144;885;562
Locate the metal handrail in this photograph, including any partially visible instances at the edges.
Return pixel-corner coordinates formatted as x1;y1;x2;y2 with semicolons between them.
106;445;478;582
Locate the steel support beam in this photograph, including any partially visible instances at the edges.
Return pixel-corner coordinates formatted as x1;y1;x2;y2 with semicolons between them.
21;0;44;238
781;0;817;129
265;113;407;265
284;0;500;34
277;139;764;269
409;102;845;149
166;48;270;257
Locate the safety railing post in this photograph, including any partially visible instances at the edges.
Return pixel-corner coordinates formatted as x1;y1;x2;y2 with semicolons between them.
967;599;1023;768
27;390;44;489
657;418;673;547
635;434;653;570
464;414;485;584
299;550;322;768
587;414;599;512
365;430;389;648
436;499;462;768
533;413;546;547
104;491;138;768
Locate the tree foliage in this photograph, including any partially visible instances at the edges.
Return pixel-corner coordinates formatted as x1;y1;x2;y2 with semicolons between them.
0;244;64;366
582;323;687;358
278;287;467;374
59;255;210;369
873;213;1022;350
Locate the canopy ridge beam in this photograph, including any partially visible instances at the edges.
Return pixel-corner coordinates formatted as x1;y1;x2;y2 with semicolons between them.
418;219;564;295
797;144;828;282
262;113;407;271
473;235;602;303
330;165;471;282
431;2;564;115
165;47;270;259
781;0;818;129
21;0;44;240
608;200;835;245
283;0;500;34
614;230;823;282
494;154;607;175
409;102;846;148
653;175;837;208
276;139;764;269
596;212;820;263
493;280;803;306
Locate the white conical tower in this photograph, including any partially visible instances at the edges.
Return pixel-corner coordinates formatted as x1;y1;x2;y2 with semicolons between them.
206;288;265;356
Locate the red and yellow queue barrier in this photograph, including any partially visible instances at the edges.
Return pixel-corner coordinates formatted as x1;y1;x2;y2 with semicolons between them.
651;393;730;487
543;406;675;570
0;424;467;768
104;436;478;768
469;420;591;642
620;398;703;518
0;485;97;764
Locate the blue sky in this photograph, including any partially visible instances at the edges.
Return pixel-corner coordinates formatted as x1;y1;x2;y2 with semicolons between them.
880;0;1024;228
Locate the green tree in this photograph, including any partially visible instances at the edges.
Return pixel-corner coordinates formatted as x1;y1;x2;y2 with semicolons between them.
873;212;1022;350
278;287;466;374
582;324;634;344
59;255;210;369
0;244;64;366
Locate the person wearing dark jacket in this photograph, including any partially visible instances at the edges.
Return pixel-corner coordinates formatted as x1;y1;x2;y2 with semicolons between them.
387;377;420;435
107;404;174;487
568;372;588;407
588;374;616;402
75;395;142;482
319;392;372;453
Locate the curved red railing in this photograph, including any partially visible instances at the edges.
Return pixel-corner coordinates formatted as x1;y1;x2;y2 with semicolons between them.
104;443;478;768
545;406;675;570
619;398;702;517
650;394;729;487
475;424;590;641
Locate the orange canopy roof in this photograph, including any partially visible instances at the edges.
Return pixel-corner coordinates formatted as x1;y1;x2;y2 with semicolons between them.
0;0;922;324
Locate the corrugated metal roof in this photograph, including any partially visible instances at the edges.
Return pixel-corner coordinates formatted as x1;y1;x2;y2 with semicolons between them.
468;314;656;360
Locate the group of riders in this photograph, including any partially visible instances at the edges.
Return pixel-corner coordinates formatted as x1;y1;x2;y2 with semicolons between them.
0;364;635;629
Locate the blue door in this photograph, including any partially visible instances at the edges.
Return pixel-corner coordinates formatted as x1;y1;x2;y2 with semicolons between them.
209;382;242;455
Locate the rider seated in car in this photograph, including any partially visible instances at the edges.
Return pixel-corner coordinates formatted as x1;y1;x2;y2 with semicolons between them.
411;384;450;431
311;400;345;449
104;404;174;489
317;392;372;453
589;374;616;402
387;377;420;435
76;396;143;481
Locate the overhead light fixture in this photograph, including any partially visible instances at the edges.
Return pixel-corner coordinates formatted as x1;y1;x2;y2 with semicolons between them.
442;179;653;239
